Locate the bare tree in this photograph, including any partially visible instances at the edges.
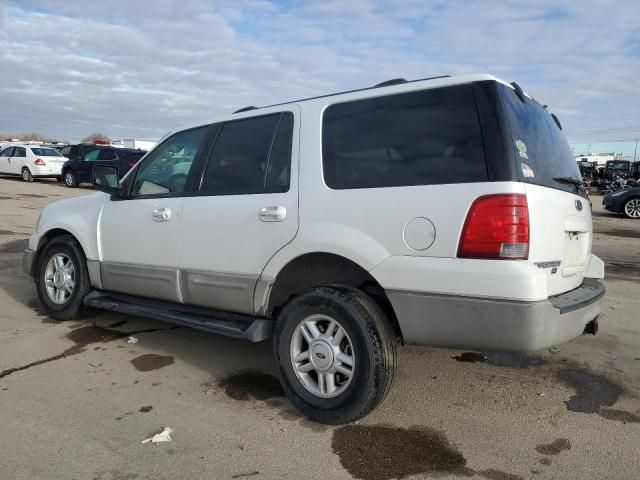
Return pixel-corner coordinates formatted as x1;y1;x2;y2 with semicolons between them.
81;133;111;143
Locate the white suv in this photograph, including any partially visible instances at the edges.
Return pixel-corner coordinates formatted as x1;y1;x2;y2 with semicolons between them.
24;74;605;424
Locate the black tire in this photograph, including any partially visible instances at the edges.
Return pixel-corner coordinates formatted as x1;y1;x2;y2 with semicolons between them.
35;235;91;321
22;167;34;183
63;169;78;188
274;286;397;424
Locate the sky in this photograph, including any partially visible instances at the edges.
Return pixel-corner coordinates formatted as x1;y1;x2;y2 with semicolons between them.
0;0;639;146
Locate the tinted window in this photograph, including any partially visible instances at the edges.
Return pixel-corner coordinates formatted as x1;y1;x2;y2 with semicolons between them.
132;126;208;196
323;85;487;189
498;84;580;194
70;146;79;158
200;113;292;195
98;149;117;161
31;148;63;156
13;147;26;157
0;147;14;157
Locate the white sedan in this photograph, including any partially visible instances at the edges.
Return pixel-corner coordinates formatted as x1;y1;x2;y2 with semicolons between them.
0;145;66;182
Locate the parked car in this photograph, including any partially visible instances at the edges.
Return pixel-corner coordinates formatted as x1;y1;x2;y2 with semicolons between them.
602;160;631;180
59;144;146;187
24;74;605;424
603;186;640;218
0;145;66;182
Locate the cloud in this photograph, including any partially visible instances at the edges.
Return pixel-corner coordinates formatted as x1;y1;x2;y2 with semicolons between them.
0;0;638;142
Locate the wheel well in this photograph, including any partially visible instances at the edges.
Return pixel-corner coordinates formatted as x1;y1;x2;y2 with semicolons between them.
34;229;82;272
266;252;402;339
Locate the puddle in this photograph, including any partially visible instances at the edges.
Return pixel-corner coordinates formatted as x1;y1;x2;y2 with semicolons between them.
67;325;129;345
130;354;174;372
453;352;544;367
331;425;472;480
219;370;284;401
535;438;571;456
557;369;623;413
139;405;153;413
598;408;640;424
0;238;28;253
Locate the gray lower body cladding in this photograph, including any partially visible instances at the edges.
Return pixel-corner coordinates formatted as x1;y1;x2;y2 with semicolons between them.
386;279;604;352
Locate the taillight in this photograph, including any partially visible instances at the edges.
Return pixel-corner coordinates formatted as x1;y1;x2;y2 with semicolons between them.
34;158;46;166
458;194;529;260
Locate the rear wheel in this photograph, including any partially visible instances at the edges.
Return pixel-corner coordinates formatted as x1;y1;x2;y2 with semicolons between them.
21;167;33;183
274;286;396;424
63;170;78;187
623;197;640;219
36;235;91;320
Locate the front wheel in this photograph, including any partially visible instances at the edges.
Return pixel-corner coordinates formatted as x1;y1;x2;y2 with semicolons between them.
274;286;397;424
63;170;78;188
22;167;33;182
623;197;640;219
36;235;91;320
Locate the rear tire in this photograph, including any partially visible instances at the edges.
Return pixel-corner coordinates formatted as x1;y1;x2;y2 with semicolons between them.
22;167;33;183
63;170;78;188
274;286;397;424
623;197;640;219
36;235;91;320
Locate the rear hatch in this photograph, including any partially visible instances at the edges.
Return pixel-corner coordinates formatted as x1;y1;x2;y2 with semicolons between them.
31;147;67;167
498;83;591;296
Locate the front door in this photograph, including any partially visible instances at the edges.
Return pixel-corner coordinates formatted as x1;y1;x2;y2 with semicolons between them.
0;147;14;173
98;126;210;302
179;110;299;314
9;147;26;175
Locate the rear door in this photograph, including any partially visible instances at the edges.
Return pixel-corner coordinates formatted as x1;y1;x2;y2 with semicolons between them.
179;110;299;314
498;83;591;295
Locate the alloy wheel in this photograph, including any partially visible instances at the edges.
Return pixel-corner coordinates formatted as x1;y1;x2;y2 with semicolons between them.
44;253;76;304
624;199;640;218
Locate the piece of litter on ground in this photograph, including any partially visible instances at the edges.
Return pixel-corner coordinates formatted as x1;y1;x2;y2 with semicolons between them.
549;346;560;353
141;427;174;444
232;472;259;479
538;393;546;396
127;336;138;344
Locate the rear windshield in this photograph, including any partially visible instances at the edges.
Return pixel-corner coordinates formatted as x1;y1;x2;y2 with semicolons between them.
30;148;63;157
605;161;629;170
498;84;580;194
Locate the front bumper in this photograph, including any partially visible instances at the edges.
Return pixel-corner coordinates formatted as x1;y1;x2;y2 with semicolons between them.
23;249;36;277
387;278;605;352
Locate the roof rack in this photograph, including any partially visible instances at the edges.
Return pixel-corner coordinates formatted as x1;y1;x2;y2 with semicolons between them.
374;78;407;88
233;106;258;114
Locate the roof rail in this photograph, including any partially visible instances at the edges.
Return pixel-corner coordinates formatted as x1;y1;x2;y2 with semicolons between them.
234;106;258;114
374;78;408;88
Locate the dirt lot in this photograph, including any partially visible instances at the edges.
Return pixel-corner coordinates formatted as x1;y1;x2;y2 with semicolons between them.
1;177;639;480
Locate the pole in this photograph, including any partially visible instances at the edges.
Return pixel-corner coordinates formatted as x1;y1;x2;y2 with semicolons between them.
634;139;638;163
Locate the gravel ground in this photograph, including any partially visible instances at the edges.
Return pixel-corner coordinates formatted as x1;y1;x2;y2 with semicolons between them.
0;177;638;480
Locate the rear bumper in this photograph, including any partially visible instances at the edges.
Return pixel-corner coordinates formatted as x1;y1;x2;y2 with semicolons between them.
387;278;604;352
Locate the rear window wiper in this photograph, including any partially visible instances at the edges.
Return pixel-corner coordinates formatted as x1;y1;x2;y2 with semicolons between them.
553;176;583;186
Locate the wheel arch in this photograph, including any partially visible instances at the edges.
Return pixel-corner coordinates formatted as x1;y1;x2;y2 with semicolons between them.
34;228;88;274
261;252;402;340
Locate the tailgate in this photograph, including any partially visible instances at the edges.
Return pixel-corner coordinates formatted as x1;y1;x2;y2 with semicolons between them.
525;183;592;296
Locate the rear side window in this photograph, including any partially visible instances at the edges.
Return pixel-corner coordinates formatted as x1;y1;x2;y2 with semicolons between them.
200;112;293;195
498;84;580;193
13;147;26;157
0;147;14;157
322;85;487;189
98;149;117;160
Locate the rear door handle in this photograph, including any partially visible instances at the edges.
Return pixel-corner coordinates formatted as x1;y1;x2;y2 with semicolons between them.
259;206;286;222
152;207;171;222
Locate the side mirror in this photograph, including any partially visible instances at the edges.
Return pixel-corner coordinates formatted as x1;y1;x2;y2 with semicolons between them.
93;165;123;196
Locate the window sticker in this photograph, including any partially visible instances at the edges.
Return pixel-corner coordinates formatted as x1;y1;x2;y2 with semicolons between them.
515;139;528;159
521;162;535;178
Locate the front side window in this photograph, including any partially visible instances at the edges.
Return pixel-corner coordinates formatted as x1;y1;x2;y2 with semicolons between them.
200;112;293;195
323;85;487;189
131;126;208;196
0;147;14;157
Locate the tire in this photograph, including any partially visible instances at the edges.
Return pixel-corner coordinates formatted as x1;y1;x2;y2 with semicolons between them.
21;167;33;183
274;286;397;424
623;197;640;219
63;170;78;188
35;235;91;321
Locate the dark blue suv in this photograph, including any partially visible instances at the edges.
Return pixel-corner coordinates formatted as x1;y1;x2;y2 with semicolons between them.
59;144;147;187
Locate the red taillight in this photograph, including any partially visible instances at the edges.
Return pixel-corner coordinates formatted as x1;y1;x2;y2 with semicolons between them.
34;158;46;166
458;194;529;260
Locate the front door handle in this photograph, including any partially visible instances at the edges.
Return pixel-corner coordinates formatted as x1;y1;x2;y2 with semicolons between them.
152;207;171;222
259;206;286;222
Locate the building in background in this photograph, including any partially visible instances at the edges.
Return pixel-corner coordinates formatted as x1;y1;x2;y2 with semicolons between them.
110;139;157;151
574;152;624;166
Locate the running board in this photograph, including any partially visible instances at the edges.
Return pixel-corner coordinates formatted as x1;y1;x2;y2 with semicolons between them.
83;291;273;342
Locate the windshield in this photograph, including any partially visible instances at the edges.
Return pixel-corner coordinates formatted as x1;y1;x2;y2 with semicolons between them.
606;161;629;170
31;147;63;157
498;84;580;194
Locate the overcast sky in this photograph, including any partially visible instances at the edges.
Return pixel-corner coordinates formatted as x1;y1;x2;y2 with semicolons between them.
1;0;639;145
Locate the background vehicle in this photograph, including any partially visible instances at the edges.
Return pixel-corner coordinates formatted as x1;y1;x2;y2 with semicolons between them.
59;144;146;187
603;186;640;218
24;74;604;424
0;145;66;182
603;160;631;180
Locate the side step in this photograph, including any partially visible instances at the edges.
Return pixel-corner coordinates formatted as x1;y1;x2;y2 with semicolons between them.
83;291;273;342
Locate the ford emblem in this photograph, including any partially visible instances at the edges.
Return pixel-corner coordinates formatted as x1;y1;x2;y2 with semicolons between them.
575;200;583;211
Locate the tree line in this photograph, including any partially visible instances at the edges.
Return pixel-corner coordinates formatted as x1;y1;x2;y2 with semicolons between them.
0;132;111;144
